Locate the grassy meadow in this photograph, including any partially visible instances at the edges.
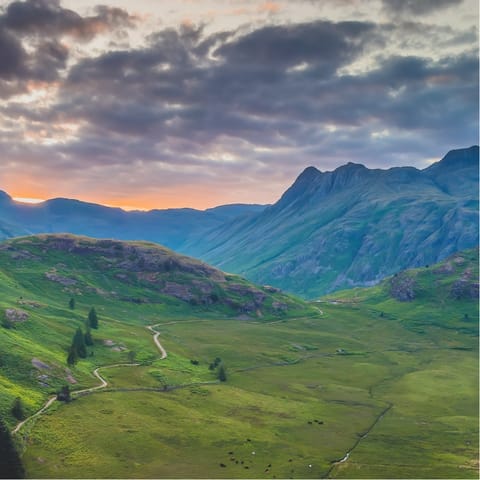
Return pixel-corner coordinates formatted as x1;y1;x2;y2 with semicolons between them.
0;236;477;478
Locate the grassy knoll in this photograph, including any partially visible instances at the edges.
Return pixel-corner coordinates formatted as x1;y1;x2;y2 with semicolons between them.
0;236;477;478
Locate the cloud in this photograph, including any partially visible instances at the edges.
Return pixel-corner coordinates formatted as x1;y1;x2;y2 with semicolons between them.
0;0;137;99
0;26;26;78
9;20;480;146
0;5;477;207
2;0;136;40
216;20;374;72
382;0;464;16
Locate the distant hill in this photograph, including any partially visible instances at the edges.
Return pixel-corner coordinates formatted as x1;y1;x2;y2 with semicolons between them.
183;146;479;298
326;247;479;310
0;194;266;251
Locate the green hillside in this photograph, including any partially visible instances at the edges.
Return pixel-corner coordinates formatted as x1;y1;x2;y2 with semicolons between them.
0;237;477;479
0;234;309;425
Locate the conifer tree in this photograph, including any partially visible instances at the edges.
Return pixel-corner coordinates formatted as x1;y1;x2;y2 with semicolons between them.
69;297;75;309
11;397;24;421
84;326;94;346
67;346;77;366
57;385;71;402
0;416;25;478
88;307;98;329
218;364;227;382
73;327;87;358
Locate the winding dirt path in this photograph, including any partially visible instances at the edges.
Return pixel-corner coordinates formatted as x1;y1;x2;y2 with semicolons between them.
12;396;57;435
12;323;167;435
146;324;168;359
72;363;141;396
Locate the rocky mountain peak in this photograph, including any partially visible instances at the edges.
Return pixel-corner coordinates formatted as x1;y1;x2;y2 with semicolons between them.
426;145;479;172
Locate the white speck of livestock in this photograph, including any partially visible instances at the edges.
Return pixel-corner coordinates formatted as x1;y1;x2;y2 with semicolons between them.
309;464;312;468
252;452;256;455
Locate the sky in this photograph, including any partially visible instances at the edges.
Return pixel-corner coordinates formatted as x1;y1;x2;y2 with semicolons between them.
0;0;478;210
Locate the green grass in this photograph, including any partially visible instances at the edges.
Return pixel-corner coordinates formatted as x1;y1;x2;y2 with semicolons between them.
0;237;477;478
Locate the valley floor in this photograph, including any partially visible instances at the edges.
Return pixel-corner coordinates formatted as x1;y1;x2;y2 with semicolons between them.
16;309;479;479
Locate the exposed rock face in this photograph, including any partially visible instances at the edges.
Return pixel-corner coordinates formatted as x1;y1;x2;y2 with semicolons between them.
450;279;479;300
272;301;288;312
18;299;41;308
162;282;195;302
32;358;51;369
45;270;77;286
433;263;455;274
389;273;416;301
263;285;281;293
5;308;29;322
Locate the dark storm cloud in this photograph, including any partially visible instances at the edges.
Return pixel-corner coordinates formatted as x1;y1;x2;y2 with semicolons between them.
56;20;379;142
2;0;135;39
55;20;477;147
1;12;478;195
216;20;374;73
0;26;25;78
0;0;136;98
382;0;464;16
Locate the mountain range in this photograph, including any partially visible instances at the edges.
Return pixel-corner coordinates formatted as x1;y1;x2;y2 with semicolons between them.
186;146;479;297
0;195;265;251
1;145;478;298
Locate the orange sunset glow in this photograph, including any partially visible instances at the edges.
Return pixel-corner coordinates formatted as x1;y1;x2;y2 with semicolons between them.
6;180;280;211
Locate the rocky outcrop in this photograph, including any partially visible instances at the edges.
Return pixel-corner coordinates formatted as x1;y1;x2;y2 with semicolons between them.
389;273;416;301
45;270;77;286
5;308;29;322
162;282;195;302
450;279;479;300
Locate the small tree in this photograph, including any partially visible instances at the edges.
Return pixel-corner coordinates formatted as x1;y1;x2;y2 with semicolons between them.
69;297;75;309
57;385;71;402
67;346;77;366
11;397;24;421
84;326;94;346
218;364;227;382
88;307;98;329
72;327;87;358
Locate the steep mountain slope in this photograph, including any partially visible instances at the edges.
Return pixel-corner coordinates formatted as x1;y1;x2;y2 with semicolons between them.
183;146;479;298
0;193;265;250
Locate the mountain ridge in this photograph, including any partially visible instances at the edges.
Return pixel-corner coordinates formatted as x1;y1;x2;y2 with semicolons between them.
182;146;479;298
0;194;267;251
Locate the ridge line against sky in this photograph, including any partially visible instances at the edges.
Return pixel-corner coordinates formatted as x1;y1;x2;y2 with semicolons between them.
8;144;479;211
0;0;478;210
